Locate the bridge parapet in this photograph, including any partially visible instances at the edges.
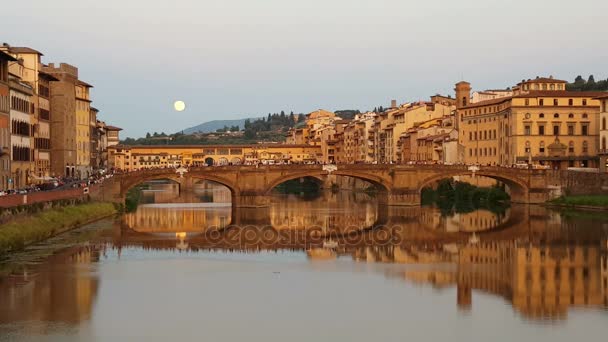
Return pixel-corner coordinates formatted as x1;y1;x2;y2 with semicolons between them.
96;165;608;206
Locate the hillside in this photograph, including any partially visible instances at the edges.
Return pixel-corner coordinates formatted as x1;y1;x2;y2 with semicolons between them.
182;118;261;134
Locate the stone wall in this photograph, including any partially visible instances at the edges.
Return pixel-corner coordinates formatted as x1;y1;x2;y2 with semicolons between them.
558;171;608;196
0;187;89;208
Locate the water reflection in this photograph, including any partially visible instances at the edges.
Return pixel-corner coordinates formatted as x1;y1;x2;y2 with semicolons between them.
1;185;608;340
0;246;100;328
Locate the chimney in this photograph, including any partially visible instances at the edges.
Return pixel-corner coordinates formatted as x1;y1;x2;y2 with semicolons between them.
391;99;397;108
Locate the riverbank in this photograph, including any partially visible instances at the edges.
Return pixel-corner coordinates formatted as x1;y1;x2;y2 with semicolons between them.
0;202;117;255
546;195;608;211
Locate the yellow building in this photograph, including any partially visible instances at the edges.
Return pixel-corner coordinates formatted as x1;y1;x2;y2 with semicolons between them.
108;144;321;171
597;94;608;172
0;51;15;190
75;81;92;177
457;77;605;169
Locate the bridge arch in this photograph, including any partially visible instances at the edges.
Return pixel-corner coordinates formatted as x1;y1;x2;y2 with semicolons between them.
264;170;391;195
416;170;529;203
120;172;241;200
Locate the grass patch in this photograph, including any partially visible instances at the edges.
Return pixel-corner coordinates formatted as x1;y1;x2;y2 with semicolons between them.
549;195;608;207
0;202;117;255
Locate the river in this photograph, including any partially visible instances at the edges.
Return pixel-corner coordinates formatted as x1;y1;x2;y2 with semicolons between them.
0;182;607;341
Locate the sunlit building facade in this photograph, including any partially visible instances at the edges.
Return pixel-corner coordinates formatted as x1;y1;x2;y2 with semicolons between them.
457;77;605;169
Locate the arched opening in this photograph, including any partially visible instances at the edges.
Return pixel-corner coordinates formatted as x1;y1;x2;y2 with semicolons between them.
230;157;242;165
217;157;229;166
204;157;214;166
267;172;389;235
418;174;521;232
123;178;234;234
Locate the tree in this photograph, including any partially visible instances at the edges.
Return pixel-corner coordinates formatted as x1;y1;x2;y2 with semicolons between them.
584;75;596;91
145;132;151;139
244;119;251;129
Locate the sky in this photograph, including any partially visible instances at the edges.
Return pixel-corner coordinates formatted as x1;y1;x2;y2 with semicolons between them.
2;0;607;138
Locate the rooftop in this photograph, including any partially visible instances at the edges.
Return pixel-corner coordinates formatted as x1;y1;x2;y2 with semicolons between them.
8;46;44;56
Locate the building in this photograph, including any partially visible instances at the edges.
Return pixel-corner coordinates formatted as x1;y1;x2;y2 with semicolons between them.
457;77;605;169
597;94;608;172
90;108;100;170
471;89;513;103
105;125;121;147
41;63;94;178
0;51;16;190
3;46;58;181
75;80;93;177
107;144;321;171
7;59;35;189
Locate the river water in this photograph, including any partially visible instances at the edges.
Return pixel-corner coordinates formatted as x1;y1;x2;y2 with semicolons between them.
0;182;607;341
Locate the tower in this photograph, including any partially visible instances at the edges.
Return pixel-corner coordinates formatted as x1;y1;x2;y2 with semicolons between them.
454;81;471;109
454;81;471;132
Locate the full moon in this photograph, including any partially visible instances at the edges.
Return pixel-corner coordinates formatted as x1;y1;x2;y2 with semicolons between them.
173;100;186;112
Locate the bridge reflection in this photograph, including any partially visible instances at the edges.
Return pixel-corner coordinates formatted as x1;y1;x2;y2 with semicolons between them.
107;205;608;320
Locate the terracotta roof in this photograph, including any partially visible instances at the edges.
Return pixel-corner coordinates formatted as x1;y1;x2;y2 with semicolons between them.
593;93;608;100
514;91;608;98
38;71;59;81
0;50;17;61
463;97;513;109
104;125;123;131
519;77;566;84
8;47;44;56
77;80;94;88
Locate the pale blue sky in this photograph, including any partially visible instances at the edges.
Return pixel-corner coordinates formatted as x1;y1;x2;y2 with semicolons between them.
2;0;607;137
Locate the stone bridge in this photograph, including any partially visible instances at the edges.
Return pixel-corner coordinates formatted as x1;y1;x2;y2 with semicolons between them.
91;164;608;207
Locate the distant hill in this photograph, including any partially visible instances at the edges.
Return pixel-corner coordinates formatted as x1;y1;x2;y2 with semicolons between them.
182;118;261;134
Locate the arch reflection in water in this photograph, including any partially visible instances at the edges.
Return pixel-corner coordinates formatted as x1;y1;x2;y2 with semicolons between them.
269;191;379;233
114;204;608;321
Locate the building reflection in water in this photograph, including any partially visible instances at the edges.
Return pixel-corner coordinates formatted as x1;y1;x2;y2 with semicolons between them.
270;191;378;232
118;183;608;321
0;246;101;329
125;180;233;232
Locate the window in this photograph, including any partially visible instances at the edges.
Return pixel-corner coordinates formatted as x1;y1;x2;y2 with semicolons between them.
583;141;588;153
540;141;545;153
603;117;607;130
551;84;555;91
539;99;544;106
553;99;558;106
525;125;531;135
568;124;574;135
525;99;530;106
538;125;545;135
603;137;607;151
539;113;544;118
568;113;574;119
583;99;587;106
582;113;588;119
569;99;573;106
553;125;560;136
525;141;531;153
582;125;588;136
554;113;559;118
569;141;574;153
